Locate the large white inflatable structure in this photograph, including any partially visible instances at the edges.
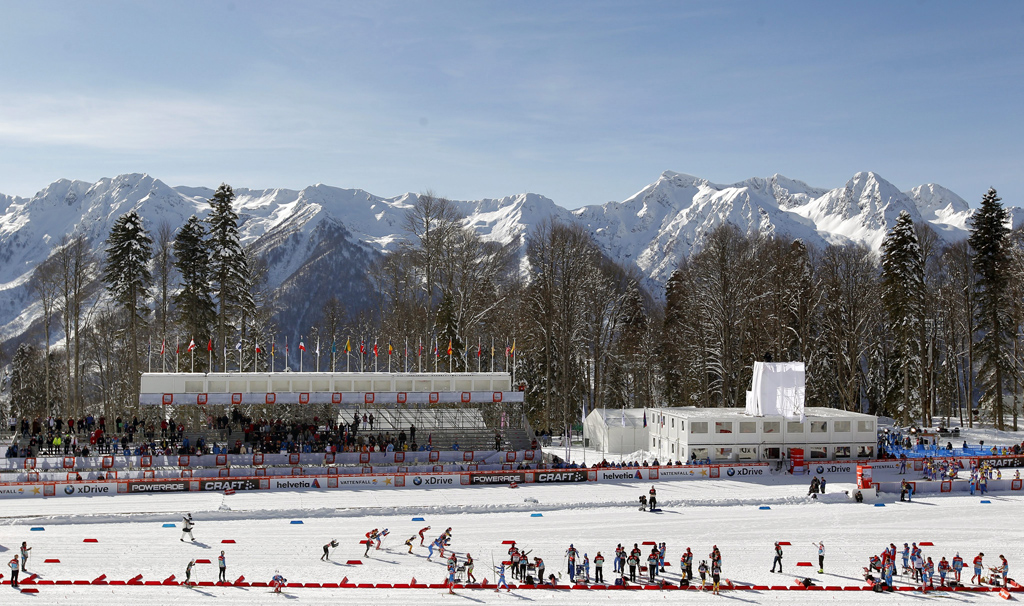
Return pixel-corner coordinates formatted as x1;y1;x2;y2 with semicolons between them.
745;362;805;421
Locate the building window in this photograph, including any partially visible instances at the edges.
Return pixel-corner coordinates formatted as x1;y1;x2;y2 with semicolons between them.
715;447;733;460
857;446;874;458
763;447;781;460
834;421;851;433
653;438;657;448
810;421;827;433
787;421;804;433
738;447;757;460
810;446;827;459
671;443;675;454
691;422;708;434
739;421;756;434
691;447;708;461
715;422;733;434
671;418;675;428
857;421;874;433
834;446;851;458
763;421;780;434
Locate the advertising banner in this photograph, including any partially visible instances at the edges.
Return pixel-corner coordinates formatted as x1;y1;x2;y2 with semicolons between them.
128;480;188;493
198;479;261;491
406;475;459;487
468;472;525;485
533;470;587;483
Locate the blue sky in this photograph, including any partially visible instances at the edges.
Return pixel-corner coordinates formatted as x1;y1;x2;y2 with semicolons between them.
0;1;1022;208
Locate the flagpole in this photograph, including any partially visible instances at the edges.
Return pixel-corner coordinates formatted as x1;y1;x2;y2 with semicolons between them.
162;338;166;373
175;336;179;372
512;338;516;386
208;339;212;373
490;337;494;373
316;335;320;373
271;337;275;373
148;336;152;373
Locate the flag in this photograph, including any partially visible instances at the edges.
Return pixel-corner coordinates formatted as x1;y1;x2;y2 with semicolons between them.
331;341;336;354
255;342;261;354
235;341;242;351
207;338;213;352
346;338;352;353
388;343;393;356
271;341;275;355
511;339;516;355
299;340;306;352
621;409;626;427
373;342;378;357
447;339;453;356
360;340;365;354
643;410;647;428
433;342;438;357
160;340;165;355
187;338;196;352
418;343;424;356
315;337;320;356
582;400;587;425
476;342;482;357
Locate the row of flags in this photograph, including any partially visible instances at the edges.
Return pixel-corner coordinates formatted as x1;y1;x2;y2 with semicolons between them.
147;335;517;373
155;337;517;358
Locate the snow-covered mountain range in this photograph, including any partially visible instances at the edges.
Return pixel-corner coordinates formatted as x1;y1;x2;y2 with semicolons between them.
0;170;1017;346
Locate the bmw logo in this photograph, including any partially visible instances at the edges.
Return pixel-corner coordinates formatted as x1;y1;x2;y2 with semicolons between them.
413;477;422;486
816;466;824;474
64;486;74;494
726;469;735;477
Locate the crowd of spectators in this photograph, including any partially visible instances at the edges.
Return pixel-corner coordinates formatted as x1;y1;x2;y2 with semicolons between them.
4;409;523;459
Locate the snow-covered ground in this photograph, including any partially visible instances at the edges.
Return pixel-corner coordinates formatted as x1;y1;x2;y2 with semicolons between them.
1;472;1022;604
1;423;1021;604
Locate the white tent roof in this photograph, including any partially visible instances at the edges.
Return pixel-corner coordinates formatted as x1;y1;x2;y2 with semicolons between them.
588;408;648;428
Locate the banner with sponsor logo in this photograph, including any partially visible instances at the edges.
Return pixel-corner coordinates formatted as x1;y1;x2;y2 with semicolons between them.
128;480;188;493
198;479;261;491
406;475;459;487
533;470;587;483
469;472;525;485
57;482;115;496
598;469;648;482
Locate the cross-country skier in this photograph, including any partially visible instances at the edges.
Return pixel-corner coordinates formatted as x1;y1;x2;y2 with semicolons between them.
271;573;286;593
184;559;196;587
322;539;339;561
465;553;476;583
683;547;693;581
938;557;950;587
649;486;657;511
19;541;31;570
510;547;521;580
952;552;963;583
427;537;439;560
418;526;431;546
583;553;591;583
712;560;722;595
771;542;783;573
901;543;910;574
924;557;934;589
535;557;545;583
697;560;708;589
647;549;659;582
594;552;604;584
998;555;1009;588
446;558;457;594
614;544;623;573
365;530;378;557
659;542;667;572
972;553;984;585
375;528;389;550
495;563;510;592
218;551;227;583
566;544;579;581
404;536;415;554
8;556;19;588
817;541;825;573
181;513;195;542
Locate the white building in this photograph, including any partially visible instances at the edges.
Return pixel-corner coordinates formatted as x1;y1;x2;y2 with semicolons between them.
583;408;649;455
647;406;878;463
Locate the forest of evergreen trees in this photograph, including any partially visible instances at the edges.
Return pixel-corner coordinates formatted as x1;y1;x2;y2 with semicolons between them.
6;185;1022;435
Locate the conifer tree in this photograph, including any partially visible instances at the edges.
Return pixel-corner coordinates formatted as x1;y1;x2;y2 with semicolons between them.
880;211;924;424
969;187;1012;429
173;215;216;365
103;210;153;385
207;184;252;369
